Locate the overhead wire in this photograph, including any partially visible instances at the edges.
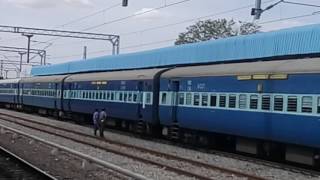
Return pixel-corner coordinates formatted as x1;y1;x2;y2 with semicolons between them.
282;1;320;8
83;0;193;31
57;2;121;28
259;11;320;24
49;0;276;47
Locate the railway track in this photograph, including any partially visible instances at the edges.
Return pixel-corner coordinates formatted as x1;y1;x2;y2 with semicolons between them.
0;145;57;180
0;123;149;180
0;112;265;180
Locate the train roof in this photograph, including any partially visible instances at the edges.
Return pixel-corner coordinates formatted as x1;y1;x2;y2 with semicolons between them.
31;24;320;76
161;57;320;78
65;68;165;82
21;75;68;83
0;78;20;84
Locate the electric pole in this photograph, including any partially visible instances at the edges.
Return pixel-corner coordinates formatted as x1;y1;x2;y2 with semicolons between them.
251;0;262;20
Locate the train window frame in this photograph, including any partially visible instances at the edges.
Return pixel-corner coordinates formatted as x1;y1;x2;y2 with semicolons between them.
274;95;284;111
250;95;258;109
201;93;208;106
133;92;138;103
193;93;200;106
178;92;185;105
103;92;106;100
239;94;247;109
124;92;128;102
161;92;167;105
128;92;133;102
287;96;298;112
261;95;271;110
119;92;123;101
228;94;236;108
210;94;217;107
219;94;226;107
146;92;151;104
317;97;320;114
186;93;192;105
301;96;313;113
106;91;110;100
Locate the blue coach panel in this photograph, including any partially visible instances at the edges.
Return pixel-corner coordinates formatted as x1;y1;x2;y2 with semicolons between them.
64;68;165;124
159;57;320;149
0;79;20;105
21;75;68;111
31;24;320;76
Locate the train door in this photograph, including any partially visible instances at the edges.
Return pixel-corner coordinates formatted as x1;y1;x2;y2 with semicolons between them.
170;80;180;123
54;83;58;111
137;81;144;119
169;80;180;139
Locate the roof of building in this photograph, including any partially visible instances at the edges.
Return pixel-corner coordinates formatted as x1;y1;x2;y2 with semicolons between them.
31;24;320;76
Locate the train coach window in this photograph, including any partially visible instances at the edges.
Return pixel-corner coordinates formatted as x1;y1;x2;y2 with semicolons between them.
124;92;127;102
301;96;313;113
202;94;208;106
103;92;106;100
133;93;138;102
317;97;320;114
106;92;110;100
161;93;167;105
119;92;123;101
193;93;200;106
274;96;283;111
219;95;226;107
111;92;115;101
250;95;258;109
287;96;297;112
229;95;236;108
210;95;217;107
128;92;132;102
186;93;192;105
146;93;151;104
262;95;271;110
239;94;247;109
115;92;119;101
178;93;185;105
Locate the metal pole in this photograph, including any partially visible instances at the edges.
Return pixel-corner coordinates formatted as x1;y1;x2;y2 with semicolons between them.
18;52;24;73
44;51;47;65
0;60;3;79
23;34;33;63
112;43;116;55
254;0;262;20
83;46;87;60
40;54;43;65
4;70;8;79
116;38;120;55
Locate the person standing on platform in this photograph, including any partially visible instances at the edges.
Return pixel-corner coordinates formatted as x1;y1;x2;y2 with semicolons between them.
99;108;107;137
92;109;100;136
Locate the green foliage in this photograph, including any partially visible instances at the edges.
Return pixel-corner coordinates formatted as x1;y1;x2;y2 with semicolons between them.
175;19;261;45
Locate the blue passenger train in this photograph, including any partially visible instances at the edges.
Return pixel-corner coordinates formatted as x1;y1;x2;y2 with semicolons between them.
3;24;320;168
1;57;320;167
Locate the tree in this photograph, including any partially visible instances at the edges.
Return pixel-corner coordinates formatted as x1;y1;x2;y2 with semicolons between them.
175;19;261;45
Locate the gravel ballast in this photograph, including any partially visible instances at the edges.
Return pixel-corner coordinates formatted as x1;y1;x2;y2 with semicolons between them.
0;108;319;180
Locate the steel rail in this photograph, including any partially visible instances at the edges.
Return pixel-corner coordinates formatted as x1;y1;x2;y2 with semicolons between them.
0;123;149;180
0;145;57;180
0;112;266;180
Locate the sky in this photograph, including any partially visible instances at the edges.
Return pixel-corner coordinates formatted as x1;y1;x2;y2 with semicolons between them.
0;0;320;77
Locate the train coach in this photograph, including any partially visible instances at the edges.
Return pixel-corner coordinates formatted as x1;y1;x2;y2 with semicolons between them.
19;75;68;116
62;68;167;133
158;57;320;167
0;78;20;108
